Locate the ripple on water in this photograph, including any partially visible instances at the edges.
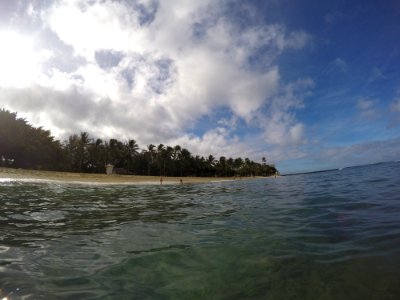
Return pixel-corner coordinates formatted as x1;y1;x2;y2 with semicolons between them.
1;163;400;298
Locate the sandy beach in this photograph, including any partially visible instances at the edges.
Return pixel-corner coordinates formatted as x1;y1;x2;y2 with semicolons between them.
0;167;266;185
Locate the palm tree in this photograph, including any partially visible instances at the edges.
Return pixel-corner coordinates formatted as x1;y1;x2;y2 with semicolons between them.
108;138;125;167
125;139;139;172
127;139;139;156
179;148;192;176
87;138;106;172
205;154;216;176
172;145;182;176
78;132;88;172
218;156;227;176
234;157;243;176
207;154;216;166
146;144;156;175
227;157;234;176
163;146;173;176
156;144;165;176
244;157;251;176
65;132;91;172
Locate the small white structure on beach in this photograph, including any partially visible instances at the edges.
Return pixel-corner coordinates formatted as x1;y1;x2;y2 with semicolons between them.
106;164;114;175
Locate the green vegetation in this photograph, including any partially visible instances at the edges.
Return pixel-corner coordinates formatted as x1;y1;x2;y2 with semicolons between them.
0;109;65;170
0;109;278;177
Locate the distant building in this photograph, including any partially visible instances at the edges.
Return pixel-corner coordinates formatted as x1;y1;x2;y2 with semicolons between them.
106;164;114;175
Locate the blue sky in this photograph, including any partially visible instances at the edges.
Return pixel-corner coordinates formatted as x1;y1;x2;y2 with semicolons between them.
0;0;399;174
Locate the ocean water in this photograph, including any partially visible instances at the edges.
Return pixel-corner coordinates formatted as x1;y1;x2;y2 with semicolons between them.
0;162;400;299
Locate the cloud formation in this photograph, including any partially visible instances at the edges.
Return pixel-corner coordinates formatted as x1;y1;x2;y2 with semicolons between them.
1;0;399;173
318;137;400;168
0;0;312;163
357;98;379;119
390;99;400;113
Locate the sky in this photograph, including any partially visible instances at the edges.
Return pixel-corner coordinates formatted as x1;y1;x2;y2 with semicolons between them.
0;0;399;174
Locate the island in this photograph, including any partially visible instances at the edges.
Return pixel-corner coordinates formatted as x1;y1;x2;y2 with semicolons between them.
0;109;278;182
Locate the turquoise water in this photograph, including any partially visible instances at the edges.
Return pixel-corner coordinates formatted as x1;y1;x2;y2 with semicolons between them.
1;162;400;299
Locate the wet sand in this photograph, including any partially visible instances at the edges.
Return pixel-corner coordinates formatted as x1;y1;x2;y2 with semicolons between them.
0;167;264;185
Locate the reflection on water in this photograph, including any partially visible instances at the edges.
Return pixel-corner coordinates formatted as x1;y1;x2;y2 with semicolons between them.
1;162;400;299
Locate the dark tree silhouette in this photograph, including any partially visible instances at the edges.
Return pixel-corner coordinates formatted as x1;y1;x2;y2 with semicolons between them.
0;109;278;177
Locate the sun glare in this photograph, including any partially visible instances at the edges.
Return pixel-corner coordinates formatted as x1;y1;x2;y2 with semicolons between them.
0;30;49;88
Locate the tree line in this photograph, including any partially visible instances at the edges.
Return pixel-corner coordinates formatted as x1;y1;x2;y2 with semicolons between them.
0;109;278;177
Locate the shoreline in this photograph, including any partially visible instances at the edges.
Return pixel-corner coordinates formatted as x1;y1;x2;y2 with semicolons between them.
0;167;270;185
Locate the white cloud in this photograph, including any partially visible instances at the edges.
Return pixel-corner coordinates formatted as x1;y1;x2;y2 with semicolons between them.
367;67;385;84
333;58;348;73
324;11;343;25
171;127;244;158
217;115;239;128
317;138;400;168
0;30;52;88
325;57;348;75
46;0;142;60
357;98;379;119
257;78;313;146
390;99;400;112
357;99;375;110
283;30;311;50
387;98;400;129
1;0;313;164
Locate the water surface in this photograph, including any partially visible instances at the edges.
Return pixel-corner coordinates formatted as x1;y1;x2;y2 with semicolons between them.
1;162;400;299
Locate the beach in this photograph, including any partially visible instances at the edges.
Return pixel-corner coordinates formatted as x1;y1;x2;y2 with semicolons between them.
0;167;263;185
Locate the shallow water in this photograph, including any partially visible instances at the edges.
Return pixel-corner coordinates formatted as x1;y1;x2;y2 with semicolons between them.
1;162;400;299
